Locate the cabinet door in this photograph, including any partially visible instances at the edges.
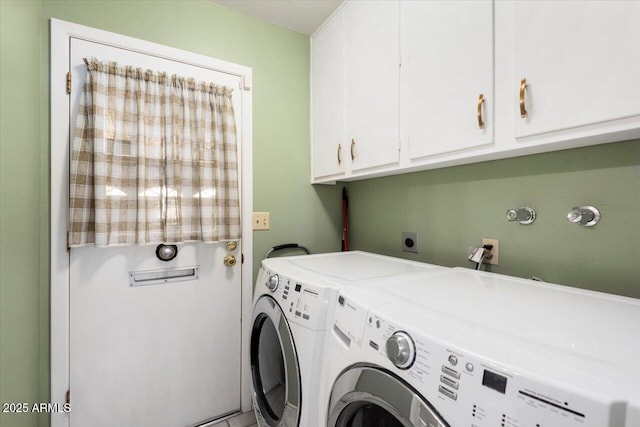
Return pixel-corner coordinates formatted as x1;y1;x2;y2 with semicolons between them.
344;0;400;172
311;10;346;181
401;0;494;160
513;1;640;139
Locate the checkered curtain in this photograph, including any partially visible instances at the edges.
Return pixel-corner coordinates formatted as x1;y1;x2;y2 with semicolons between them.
69;58;240;247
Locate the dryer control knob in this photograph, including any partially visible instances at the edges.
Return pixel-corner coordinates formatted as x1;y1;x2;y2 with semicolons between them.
386;331;415;369
266;274;280;292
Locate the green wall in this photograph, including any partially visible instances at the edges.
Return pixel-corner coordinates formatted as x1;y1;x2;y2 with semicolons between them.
348;139;640;298
0;1;341;426
1;2;48;427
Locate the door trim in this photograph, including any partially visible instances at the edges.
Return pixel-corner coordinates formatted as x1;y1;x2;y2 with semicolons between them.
50;18;253;427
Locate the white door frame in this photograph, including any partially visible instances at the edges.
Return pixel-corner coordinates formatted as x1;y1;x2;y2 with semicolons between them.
50;18;253;427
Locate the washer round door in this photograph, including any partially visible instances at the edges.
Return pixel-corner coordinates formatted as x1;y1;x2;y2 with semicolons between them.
250;295;301;426
327;365;448;427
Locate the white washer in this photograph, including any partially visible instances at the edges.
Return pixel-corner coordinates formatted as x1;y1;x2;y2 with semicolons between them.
325;268;640;427
322;272;451;427
249;251;445;427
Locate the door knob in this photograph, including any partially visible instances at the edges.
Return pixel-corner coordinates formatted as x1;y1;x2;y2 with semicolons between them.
226;241;237;251
224;254;237;267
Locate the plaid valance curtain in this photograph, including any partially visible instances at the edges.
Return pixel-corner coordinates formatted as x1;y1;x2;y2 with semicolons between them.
69;58;240;247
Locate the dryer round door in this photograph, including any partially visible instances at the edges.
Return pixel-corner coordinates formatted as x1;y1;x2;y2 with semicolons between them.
328;365;448;427
250;295;301;426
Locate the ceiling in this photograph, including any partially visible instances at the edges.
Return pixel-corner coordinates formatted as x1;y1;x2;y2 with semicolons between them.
212;0;343;36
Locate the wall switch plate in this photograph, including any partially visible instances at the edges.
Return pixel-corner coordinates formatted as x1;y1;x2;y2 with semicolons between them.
482;238;499;265
402;232;418;253
253;212;270;230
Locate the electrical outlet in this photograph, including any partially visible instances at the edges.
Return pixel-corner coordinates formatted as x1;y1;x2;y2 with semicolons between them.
253;212;270;230
482;238;499;265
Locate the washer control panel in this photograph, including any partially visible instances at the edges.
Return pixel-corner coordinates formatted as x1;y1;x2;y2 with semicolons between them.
332;292;369;346
266;273;280;291
363;308;618;427
386;331;416;369
259;268;331;330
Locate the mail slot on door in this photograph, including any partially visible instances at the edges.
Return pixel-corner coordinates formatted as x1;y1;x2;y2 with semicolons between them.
129;266;199;287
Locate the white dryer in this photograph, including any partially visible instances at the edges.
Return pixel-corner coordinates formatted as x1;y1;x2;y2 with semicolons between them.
324;268;640;427
249;251;444;427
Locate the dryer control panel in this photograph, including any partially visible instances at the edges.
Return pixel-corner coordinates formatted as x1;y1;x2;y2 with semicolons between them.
258;268;334;331
361;307;628;427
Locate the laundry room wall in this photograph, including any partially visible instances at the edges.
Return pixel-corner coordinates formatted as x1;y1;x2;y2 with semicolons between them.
0;2;46;427
347;139;640;299
0;2;341;426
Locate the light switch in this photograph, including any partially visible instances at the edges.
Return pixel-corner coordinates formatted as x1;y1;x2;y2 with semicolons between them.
253;212;270;230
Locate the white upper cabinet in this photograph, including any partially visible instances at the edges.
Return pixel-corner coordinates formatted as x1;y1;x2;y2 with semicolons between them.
510;1;640;143
311;0;640;183
401;0;494;160
311;10;346;180
311;0;400;182
344;0;400;173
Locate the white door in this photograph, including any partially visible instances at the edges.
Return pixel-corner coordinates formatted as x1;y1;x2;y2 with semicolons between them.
68;39;242;427
401;0;493;159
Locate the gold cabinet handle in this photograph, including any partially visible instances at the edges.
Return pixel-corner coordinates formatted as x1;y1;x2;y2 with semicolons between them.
519;78;527;118
477;93;485;129
350;139;356;161
224;254;237;267
337;144;342;164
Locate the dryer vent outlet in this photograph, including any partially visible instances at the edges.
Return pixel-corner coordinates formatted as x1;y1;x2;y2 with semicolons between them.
402;232;418;253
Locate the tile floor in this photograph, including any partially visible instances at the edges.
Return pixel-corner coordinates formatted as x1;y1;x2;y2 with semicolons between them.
210;411;257;427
